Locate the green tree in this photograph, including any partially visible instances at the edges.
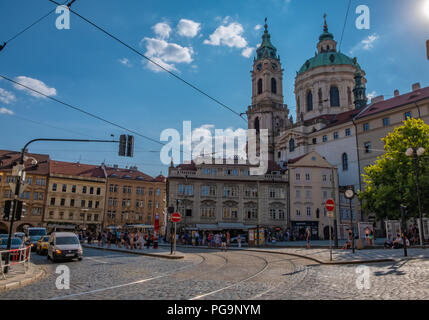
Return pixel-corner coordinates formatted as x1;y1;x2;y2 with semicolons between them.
359;118;429;220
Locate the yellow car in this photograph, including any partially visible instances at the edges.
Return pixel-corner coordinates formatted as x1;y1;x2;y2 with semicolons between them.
36;235;50;255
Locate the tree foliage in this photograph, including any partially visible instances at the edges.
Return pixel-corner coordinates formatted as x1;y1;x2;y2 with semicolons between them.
359;118;429;220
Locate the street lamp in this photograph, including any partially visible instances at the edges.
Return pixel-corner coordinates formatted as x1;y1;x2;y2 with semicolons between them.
405;147;425;246
344;188;355;253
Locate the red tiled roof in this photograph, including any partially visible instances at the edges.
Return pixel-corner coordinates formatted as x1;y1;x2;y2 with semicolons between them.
50;161;105;178
176;160;283;173
0;150;50;175
357;86;429;119
154;174;166;182
287;154;307;164
105;166;155;182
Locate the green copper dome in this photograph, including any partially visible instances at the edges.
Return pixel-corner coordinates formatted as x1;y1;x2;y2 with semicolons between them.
256;19;279;61
297;51;359;75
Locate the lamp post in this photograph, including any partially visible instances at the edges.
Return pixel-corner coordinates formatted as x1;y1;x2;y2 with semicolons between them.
405;147;425;246
344;188;355;253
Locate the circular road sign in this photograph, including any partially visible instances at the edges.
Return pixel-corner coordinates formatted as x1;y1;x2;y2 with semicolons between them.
325;199;335;212
171;212;181;223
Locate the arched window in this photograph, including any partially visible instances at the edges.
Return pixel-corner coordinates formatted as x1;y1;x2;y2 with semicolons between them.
318;88;323;105
297;97;300;114
330;86;340;107
271;78;277;94
257;79;263;95
347;87;352;106
307;91;313;111
254;117;260;134
342;153;348;171
289;138;295;153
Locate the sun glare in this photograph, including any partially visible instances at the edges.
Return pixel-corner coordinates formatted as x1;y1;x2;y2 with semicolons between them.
424;0;429;19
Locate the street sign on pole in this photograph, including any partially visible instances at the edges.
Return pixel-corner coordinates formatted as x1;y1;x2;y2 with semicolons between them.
171;212;181;223
327;211;334;218
325;199;335;212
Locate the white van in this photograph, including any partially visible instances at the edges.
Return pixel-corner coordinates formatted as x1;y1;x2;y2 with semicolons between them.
47;232;83;262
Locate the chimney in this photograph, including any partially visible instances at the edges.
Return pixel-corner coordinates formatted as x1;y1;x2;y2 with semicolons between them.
412;82;421;91
394;90;400;97
371;95;384;104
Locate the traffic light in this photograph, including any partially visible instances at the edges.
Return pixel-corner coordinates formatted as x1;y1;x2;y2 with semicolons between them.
14;201;23;221
3;200;11;221
126;135;134;157
119;134;127;156
118;135;134;157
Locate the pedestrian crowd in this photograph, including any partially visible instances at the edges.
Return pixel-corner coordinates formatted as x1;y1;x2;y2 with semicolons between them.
384;223;420;249
77;230;158;250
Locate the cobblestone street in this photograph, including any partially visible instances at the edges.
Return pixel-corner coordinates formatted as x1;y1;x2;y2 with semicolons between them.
0;247;428;300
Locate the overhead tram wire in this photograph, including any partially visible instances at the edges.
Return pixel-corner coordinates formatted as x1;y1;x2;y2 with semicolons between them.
47;0;246;123
1;0;68;50
339;0;352;52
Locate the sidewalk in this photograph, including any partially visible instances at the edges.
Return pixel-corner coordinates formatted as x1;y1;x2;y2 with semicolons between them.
159;242;429;265
0;263;45;292
82;243;184;259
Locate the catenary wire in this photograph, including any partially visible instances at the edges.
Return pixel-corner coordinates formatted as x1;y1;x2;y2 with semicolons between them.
339;0;352;52
47;0;246;122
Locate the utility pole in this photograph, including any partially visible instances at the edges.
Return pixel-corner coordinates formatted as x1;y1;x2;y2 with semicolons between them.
400;205;408;257
331;167;338;248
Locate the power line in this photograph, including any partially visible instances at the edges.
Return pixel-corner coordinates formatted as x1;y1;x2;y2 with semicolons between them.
47;0;246;122
339;0;352;52
2;0;68;45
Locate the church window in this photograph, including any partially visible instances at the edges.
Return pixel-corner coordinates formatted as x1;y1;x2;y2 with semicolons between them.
307;91;313;111
254;117;260;134
330;86;340;107
289;139;295;152
271;78;277;94
318;88;323;105
257;79;263;95
342;153;349;171
347;87;352;105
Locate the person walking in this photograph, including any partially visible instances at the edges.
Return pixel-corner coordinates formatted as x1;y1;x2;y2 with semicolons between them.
306;227;311;249
237;234;242;248
221;233;227;252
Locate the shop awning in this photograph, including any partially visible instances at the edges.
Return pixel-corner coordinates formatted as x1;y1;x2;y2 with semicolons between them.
217;223;256;230
196;224;219;230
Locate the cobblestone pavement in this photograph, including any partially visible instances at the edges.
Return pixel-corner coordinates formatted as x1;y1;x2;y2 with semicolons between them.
0;247;428;300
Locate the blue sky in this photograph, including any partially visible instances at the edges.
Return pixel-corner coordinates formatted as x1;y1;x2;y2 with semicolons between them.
0;0;428;177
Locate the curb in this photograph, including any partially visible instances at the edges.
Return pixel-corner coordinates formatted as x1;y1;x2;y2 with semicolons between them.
0;265;45;292
82;244;184;260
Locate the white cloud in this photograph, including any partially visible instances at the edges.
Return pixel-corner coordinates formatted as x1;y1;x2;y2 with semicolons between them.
177;19;201;38
350;33;379;54
254;24;262;31
0;88;16;104
367;91;377;100
13;76;56;98
152;22;172;40
241;47;254;58
204;22;248;48
0;107;14;115
145;56;179;73
142;37;193;73
118;58;132;67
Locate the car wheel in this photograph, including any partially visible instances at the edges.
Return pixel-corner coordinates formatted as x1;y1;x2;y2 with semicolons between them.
78;257;82;261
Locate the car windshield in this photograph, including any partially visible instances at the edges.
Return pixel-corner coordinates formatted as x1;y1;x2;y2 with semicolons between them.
56;237;79;245
41;236;50;242
0;238;21;246
29;229;46;236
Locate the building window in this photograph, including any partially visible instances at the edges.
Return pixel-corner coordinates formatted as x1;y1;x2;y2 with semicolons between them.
271;78;277;94
72;185;76;193
202;185;216;196
307;91;313;111
178;185;193;196
296;209;301;216
347;87;352;105
81;200;86;208
70;199;75;207
50;198;55;205
296;189;301;199
52;183;57;192
156;188;160;196
257;79;263;95
296;173;300;181
322;175;327;181
305;173;310;181
306;207;312;217
245;208;257;220
88;200;93;208
82;186;87;194
330;86;340;107
254;117;260;134
62;184;67;192
342;153;349;171
90;187;94;195
364;142;371;153
269;209;276;220
312;138;317;145
60;198;65;206
244;187;258;198
363;123;370;132
201;207;215;218
404;112;412;120
223;186;238;197
223;207;238;219
333;132;339;140
345;128;351;136
323;135;328;142
289;138;295;152
318;88;323;105
383;118;390;127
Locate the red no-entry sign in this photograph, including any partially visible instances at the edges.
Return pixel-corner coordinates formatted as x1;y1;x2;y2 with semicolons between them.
325;199;335;212
171;212;181;223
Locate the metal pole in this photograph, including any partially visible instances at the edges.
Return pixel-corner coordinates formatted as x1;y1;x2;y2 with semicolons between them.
329;216;332;261
173;222;176;254
350;198;355;253
401;205;408;257
413;152;424;246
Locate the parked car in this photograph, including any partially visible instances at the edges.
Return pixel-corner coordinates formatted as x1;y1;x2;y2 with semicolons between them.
47;232;83;262
36;235;51;255
0;237;24;261
14;232;25;241
230;234;248;244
